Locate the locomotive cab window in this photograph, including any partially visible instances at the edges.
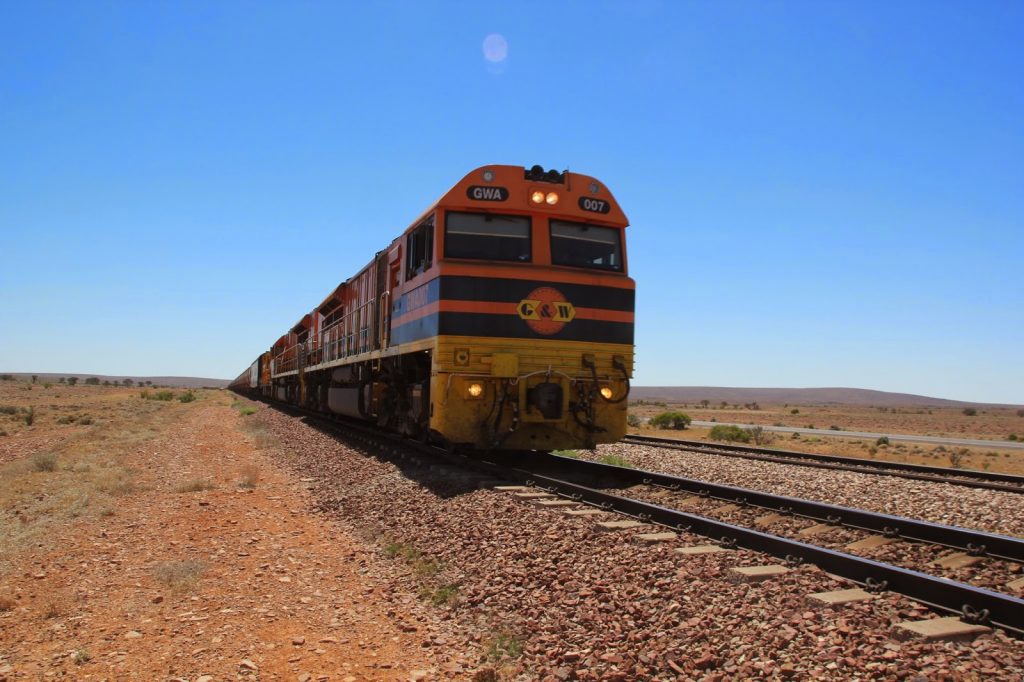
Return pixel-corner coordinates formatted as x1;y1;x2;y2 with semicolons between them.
445;212;531;262
550;220;623;271
406;218;434;279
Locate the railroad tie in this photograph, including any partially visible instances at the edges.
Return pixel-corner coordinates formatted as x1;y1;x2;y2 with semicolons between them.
753;513;785;527
806;588;876;608
595;520;646;532
797;523;839;537
728;565;790;583
933;552;985;569
634;531;678;545
894;616;991;642
845;535;897;551
675;545;730;556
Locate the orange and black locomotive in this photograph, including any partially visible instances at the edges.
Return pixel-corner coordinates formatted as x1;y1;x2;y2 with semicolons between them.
229;164;635;450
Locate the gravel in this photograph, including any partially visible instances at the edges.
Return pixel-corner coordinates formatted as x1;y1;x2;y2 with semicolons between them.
257;409;1024;680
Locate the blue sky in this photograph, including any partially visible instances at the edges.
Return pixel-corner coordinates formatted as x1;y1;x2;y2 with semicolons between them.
1;1;1021;403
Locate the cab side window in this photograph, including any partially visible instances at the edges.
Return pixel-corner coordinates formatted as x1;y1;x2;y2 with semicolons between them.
406;217;434;279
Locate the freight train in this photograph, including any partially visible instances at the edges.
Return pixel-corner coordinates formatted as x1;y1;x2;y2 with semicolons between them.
229;164;635;451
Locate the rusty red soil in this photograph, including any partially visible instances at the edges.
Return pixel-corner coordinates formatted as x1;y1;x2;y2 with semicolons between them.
0;398;469;681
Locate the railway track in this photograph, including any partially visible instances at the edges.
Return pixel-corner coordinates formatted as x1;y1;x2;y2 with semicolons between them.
621;433;1024;493
477;452;1024;636
271;403;1024;637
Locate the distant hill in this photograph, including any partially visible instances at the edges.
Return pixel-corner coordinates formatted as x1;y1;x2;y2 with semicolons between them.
630;386;1018;408
2;372;229;389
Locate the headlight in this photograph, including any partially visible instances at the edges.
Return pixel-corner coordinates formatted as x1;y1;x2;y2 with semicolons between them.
530;191;545;204
600;386;614;400
467;382;484;398
545;192;559;205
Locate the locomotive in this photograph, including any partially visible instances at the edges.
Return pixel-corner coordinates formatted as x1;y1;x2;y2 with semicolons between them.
229;164;635;451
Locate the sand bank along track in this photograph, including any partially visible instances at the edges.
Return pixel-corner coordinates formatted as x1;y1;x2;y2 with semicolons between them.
252;403;1024;679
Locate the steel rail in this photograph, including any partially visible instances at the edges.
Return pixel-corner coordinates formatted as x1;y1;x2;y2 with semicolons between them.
622;434;1024;493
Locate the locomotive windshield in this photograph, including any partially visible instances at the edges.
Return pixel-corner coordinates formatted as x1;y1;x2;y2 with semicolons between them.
445;212;532;262
550;220;623;271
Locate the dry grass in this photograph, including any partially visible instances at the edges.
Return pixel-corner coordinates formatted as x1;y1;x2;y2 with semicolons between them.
0;387;165;565
174;478;215;493
153;560;206;591
631;402;1024;475
237;464;260;489
31;452;57;472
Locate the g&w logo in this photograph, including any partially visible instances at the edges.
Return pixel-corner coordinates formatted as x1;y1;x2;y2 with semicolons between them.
517;287;576;335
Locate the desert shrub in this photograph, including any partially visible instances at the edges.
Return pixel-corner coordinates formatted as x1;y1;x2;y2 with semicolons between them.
237;464;260;489
1008;434;1018;441
962;408;977;416
876;436;890;445
66;377;78;386
178;391;196;403
421;584;459;606
949;449;968;469
154;560;206;591
32;452;57;472
748;426;772;445
238;406;257;416
0;374;13;381
174;479;214;493
73;650;91;665
598;453;634;468
868;446;878;456
485;630;524;662
95;472;136;496
649;411;691;430
24;407;34;426
1017;409;1024;418
139;389;149;400
708;425;752;443
829;425;841;431
0;405;19;415
56;415;74;425
152;390;174;401
790;408;799;414
626;413;641;427
84;377;100;385
78;416;93;425
384;541;418;560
